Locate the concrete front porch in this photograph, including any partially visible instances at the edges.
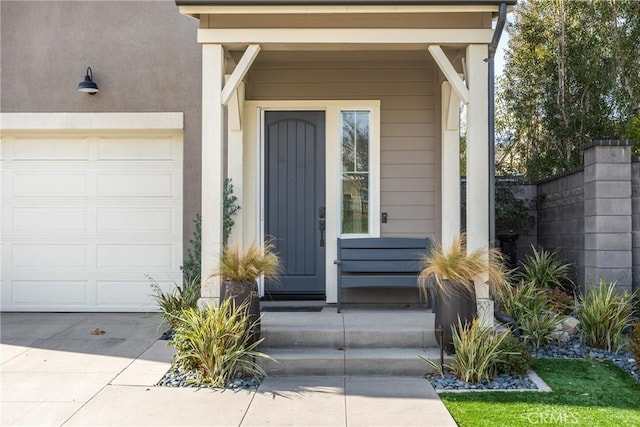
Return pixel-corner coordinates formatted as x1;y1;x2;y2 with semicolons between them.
259;303;446;376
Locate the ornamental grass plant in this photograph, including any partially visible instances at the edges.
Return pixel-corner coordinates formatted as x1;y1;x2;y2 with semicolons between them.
419;233;508;298
497;280;563;347
517;246;573;290
215;240;281;283
150;275;200;329
630;322;640;365
577;279;636;352
422;317;512;384
170;299;273;387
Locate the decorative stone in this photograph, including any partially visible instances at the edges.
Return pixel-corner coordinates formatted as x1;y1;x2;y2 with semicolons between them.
561;317;580;334
550;331;570;343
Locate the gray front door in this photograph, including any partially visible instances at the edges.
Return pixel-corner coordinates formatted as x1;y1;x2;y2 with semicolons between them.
264;111;326;298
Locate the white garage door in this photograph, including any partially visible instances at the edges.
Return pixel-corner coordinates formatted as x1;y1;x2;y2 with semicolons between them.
1;113;183;311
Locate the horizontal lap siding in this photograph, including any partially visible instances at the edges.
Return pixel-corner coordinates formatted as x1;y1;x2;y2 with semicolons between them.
248;59;437;239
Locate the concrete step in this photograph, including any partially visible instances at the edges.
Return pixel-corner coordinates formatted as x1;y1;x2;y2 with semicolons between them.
261;327;439;349
260;347;449;377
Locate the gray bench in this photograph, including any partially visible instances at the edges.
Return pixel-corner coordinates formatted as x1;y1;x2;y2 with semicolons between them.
334;237;430;313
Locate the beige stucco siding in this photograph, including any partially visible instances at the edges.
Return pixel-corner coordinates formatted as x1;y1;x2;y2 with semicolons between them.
247;55;437;239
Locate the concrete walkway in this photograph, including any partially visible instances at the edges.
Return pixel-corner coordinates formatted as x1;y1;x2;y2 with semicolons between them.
1;312;457;427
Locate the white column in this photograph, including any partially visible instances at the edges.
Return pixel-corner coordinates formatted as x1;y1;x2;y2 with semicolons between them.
227;81;245;247
441;81;461;247
200;44;225;305
465;44;492;325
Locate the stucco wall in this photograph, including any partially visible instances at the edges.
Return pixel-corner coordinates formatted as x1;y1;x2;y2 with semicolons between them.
0;0;202;254
536;170;585;286
246;52;438;240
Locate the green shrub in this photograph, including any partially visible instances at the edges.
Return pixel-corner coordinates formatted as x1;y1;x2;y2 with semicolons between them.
577;279;636;352
519;310;563;347
494;336;532;377
446;317;511;384
182;215;202;284
630;323;640;365
498;280;563;347
170;299;273;387
498;280;547;325
149;275;200;329
518;246;573;289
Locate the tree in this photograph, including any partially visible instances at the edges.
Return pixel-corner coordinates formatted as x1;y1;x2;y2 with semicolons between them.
497;0;640;181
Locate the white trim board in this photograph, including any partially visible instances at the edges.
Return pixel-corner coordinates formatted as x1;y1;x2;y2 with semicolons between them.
243;100;381;303
0;113;184;132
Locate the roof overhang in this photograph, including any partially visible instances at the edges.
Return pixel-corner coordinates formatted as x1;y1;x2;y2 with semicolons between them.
177;0;516;18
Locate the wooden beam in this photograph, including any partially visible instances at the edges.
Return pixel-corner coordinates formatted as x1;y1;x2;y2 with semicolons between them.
428;45;469;104
221;44;260;106
198;28;493;46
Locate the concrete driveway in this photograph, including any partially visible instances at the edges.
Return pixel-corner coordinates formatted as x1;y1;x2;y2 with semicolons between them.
1;312;457;427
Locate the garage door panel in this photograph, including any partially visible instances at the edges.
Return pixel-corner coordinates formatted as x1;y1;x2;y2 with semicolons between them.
97;208;177;234
97;172;176;198
11;280;88;306
1;121;183;312
97;137;176;160
96;280;173;308
12;207;89;233
13;137;90;160
12;172;89;197
12;244;89;269
96;244;175;271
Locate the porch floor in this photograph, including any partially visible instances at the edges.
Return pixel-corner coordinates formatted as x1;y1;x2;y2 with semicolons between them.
258;304;445;376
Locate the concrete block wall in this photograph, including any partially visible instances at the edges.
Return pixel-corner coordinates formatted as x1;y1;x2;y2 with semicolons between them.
536;170;585;287
528;140;637;293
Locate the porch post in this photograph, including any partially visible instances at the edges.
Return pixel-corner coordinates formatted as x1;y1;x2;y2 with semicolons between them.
200;44;225;305
441;81;461;247
465;44;493;326
226;80;245;247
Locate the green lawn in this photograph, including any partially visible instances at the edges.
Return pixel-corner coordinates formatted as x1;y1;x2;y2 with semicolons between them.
440;359;640;427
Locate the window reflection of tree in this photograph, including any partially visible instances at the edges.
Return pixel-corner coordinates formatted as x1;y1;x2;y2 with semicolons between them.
342;111;370;233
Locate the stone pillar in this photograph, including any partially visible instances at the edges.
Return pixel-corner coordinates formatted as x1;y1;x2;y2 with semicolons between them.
583;140;633;293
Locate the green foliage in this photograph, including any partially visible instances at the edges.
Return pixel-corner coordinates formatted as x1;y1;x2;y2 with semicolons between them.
494;336;532;377
517;246;573;290
630;323;640;365
170;300;273;387
181;178;241;283
577;279;636;352
223;178;241;244
625;113;640;156
429;317;512;384
498;280;563;347
149;275;200;329
494;182;533;233
440;359;640;427
497;0;640;180
182;214;202;284
519;310;563;348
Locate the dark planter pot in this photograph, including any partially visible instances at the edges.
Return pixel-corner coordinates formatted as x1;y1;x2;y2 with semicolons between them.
220;280;261;346
496;232;519;269
434;282;477;355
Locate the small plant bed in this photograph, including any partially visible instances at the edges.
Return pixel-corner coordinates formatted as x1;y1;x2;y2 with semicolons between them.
157;366;260;391
440;359;640;427
427;371;541;392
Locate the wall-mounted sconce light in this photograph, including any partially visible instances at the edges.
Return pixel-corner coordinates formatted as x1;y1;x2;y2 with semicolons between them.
77;67;99;94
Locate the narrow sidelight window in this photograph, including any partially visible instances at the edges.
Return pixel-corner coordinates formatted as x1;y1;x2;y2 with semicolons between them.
340;110;370;234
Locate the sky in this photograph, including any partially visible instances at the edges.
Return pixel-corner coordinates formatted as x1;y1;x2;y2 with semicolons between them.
495;12;514;76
